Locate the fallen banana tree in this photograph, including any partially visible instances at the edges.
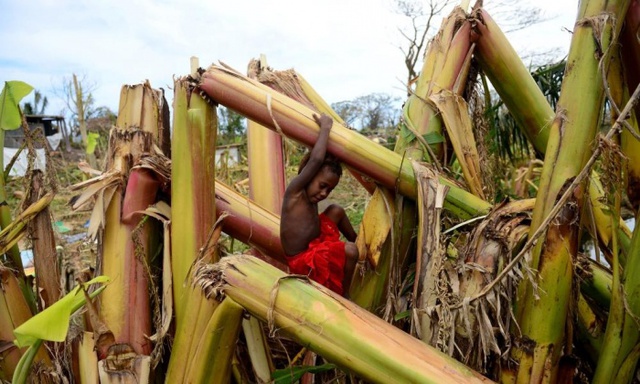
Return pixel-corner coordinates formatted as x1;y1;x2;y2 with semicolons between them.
194;254;494;384
196;63;491;221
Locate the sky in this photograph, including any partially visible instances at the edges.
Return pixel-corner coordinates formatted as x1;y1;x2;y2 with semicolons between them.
0;0;578;120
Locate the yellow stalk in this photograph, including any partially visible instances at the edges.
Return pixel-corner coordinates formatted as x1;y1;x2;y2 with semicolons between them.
166;76;221;382
97;81;168;358
349;187;397;313
428;90;484;198
245;57;279;381
242;316;274;383
68;81;169;376
78;332;98;384
116;82;171;154
247;118;285;209
416;7;470;96
187;297;244;382
247;57;286;212
354;188;394;269
195;255;493;384
198;64;491;219
353;6;475;317
402;6;473;163
513;1;632;381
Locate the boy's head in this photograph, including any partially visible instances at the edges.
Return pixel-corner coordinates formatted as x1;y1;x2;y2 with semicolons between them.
298;152;343;177
299;153;343;204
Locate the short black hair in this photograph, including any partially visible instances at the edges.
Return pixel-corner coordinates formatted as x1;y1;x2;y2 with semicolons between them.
298;152;343;177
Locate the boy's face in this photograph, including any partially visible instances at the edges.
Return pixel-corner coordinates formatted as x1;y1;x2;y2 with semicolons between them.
306;166;340;204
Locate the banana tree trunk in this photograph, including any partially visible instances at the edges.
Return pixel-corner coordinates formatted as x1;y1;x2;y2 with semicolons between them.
95;82;169;361
509;1;631;382
245;56;279;382
166;76;223;382
215;180;285;263
25;170;61;311
195;255;494;384
473;4;633;265
620;0;640;211
197;65;491;220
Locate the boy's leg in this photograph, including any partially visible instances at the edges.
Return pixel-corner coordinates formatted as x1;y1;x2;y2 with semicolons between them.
323;204;357;242
342;242;358;298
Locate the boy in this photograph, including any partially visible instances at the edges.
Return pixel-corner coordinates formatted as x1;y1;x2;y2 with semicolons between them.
280;113;359;296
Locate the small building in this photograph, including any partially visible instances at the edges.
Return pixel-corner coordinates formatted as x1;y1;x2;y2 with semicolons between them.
5;115;69;149
215;143;243;167
4;115;69;177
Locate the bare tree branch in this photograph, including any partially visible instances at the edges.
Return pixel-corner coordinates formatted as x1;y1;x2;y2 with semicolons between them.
394;0;548;96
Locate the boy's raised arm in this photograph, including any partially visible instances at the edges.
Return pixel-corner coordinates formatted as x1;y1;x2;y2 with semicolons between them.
286;114;333;193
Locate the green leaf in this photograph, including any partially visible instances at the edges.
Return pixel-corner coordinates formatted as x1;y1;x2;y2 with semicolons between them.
422;132;445;145
86;131;100;155
272;363;337;384
394;310;412;321
0;81;33;131
399;123;415;142
13;276;109;348
399;125;445;147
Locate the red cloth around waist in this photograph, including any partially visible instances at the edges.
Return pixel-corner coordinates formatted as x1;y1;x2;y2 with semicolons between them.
287;213;346;295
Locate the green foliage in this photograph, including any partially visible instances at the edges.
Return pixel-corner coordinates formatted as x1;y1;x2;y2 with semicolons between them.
272;363;337;384
0;81;33;131
12;340;42;384
13;276;109;347
485;102;532;162
86;131;100;155
399;125;445;146
22;90;48;115
485;60;565;162
531;60;565;109
90;105;117;120
217;106;246;145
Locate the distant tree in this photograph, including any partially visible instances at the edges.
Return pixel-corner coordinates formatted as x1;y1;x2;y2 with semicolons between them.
357;93;401;133
331;93;400;138
331;100;362;129
22;90;48;115
395;0;547;94
57;73;99;167
217;106;245;145
395;0;455;95
86;106;117;133
485;0;544;33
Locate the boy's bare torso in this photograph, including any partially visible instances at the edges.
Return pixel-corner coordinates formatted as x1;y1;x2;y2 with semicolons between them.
280;113;338;257
280;189;320;256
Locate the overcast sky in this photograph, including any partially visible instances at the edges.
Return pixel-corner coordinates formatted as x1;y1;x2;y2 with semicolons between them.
0;0;577;118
